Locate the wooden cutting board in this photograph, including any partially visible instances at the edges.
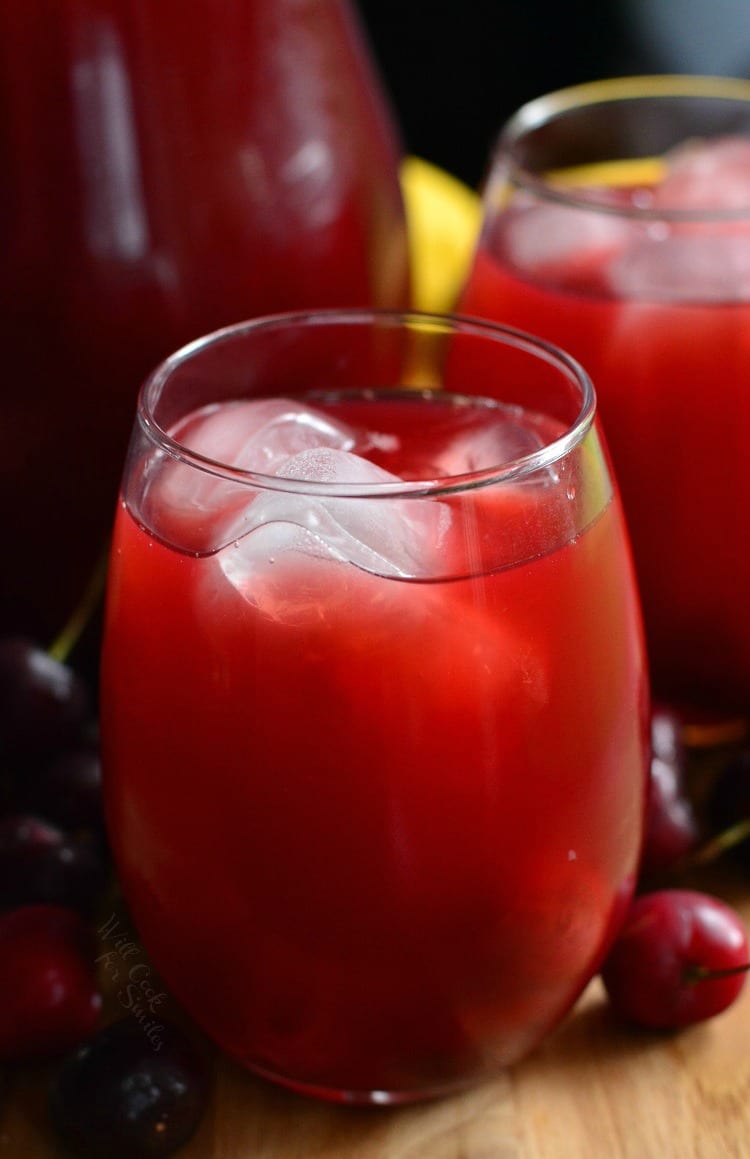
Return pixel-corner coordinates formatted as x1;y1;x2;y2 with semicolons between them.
3;869;750;1158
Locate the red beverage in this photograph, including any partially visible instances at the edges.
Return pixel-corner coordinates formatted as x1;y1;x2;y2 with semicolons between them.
462;246;750;713
460;78;750;713
0;0;408;638
101;312;647;1101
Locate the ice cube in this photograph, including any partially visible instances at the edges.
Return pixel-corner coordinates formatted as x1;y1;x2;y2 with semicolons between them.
608;233;750;302
143;399;355;552
430;405;549;478
606;137;750;302
654;136;750;211
501;195;633;275
219;447;451;600
172;398;355;474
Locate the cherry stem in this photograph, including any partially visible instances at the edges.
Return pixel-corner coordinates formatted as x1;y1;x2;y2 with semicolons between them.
684;961;750;985
47;544;110;665
687;817;750;868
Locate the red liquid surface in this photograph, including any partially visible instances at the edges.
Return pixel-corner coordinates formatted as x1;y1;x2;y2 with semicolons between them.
461;236;750;713
0;0;408;638
101;393;646;1098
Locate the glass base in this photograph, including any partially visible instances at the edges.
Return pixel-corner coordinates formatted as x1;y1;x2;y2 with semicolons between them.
244;1059;478;1106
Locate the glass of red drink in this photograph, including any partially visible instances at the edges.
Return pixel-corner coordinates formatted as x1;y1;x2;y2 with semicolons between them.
459;76;750;715
101;309;647;1102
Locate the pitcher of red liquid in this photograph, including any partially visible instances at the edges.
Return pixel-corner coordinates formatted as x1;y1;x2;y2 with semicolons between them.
0;0;408;640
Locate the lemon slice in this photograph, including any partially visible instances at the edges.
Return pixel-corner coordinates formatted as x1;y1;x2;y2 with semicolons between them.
547;157;666;188
400;157;482;314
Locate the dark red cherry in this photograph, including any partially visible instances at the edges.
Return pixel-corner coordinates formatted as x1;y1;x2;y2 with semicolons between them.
0;637;90;765
601;889;748;1029
641;755;700;874
49;1018;211;1157
641;704;699;874
0;813;108;914
0;904;101;1062
20;746;105;833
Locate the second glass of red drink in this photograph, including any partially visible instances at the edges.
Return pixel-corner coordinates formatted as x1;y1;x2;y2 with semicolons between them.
460;76;750;716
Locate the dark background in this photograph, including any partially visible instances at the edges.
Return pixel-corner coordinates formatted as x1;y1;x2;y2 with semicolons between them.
358;0;750;187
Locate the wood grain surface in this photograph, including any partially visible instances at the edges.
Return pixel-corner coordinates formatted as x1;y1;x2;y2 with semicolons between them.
2;867;750;1158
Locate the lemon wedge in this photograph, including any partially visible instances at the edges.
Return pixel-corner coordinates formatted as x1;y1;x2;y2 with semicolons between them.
400;157;482;314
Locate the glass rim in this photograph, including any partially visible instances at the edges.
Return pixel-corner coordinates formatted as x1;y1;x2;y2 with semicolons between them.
497;73;750;222
137;308;596;500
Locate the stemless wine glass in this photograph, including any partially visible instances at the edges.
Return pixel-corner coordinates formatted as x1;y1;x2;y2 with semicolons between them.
100;309;647;1103
460;76;750;716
